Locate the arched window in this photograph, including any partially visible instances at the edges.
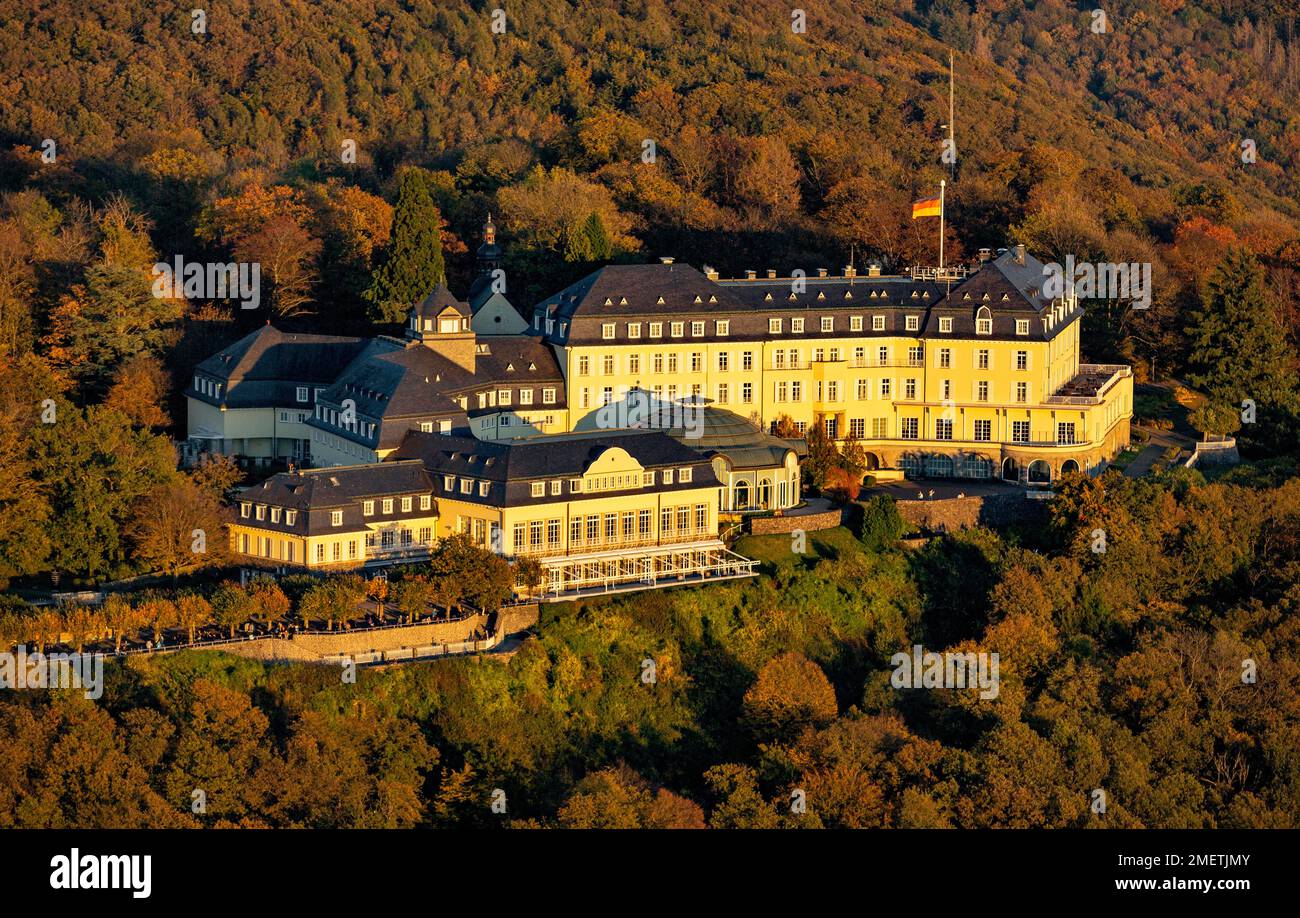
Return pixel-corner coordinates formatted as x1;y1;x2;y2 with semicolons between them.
975;306;992;335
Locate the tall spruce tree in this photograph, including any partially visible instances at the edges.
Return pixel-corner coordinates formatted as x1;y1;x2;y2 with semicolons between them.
1187;249;1295;410
364;169;444;324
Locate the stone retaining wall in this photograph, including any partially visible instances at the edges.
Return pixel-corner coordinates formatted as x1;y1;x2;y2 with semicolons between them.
895;493;1047;533
746;508;845;535
495;603;540;635
185;614;487;664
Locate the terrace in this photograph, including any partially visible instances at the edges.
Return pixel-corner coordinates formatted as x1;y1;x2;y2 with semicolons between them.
1045;364;1130;405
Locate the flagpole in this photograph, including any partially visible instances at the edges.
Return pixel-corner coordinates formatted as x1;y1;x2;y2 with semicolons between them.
939;179;946;272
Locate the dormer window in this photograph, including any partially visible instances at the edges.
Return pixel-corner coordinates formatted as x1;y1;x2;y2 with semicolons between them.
1016;319;1030;335
976;306;992;335
439;317;458;333
939;317;952;333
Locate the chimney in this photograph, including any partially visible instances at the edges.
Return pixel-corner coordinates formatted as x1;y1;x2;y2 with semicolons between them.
765;269;777;279
868;262;882;277
816;267;828;278
659;256;675;265
744;269;756;280
978;247;992;262
1013;244;1026;265
996;247;1008;257
843;265;857;278
703;265;719;281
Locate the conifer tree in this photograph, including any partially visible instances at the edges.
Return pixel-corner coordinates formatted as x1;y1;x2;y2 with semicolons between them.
1187;249;1294;410
364;169;444;324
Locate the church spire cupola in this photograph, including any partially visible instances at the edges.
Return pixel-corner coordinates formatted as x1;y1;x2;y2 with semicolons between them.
475;212;503;279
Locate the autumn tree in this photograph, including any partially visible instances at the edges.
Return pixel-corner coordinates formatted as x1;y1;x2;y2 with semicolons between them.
742;652;839;743
124;476;230;579
41;199;181;395
103;354;170;428
557;765;706;829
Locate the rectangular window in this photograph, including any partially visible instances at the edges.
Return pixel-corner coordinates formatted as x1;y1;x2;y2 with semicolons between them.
742;382;753;404
602;354;615;375
977;317;992;335
821;316;833;332
880;378;892;398
850;316;863;331
542;388;556;404
906;315;919;331
578;355;590;376
716;320;729;336
330;510;343;527
769;318;782;334
1016;351;1028;371
420;495;431;511
628;323;642;338
1016;319;1030;335
602;323;615;340
671;321;684;338
401;496;412;512
382;499;394;514
977;381;989;402
1057;422;1077;445
977;350;990;370
531;482;545;497
1012;421;1030;443
717;352;729;372
850;418;865;438
717;383;729;404
935;418;953;440
1016;382;1028;403
791;318;804;333
939;317;952;333
905;379;917;400
872;315;885;331
974;419;992;442
296;386;308;403
691;321;705;337
872;417;889;438
900;418;919;439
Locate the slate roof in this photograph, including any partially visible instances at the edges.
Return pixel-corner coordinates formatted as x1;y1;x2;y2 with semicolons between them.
388;429;721;507
411;284;469;320
189;325;369;408
235;461;433;536
309;335;567;450
537;250;1079;346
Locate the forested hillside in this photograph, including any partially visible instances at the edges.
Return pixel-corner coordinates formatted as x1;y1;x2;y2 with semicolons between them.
2;1;1299;373
2;470;1297;828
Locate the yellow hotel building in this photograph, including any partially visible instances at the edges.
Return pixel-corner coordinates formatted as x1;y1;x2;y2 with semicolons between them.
229;429;756;598
537;247;1131;484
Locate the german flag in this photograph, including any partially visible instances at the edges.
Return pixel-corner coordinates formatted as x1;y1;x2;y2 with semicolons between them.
912;197;942;219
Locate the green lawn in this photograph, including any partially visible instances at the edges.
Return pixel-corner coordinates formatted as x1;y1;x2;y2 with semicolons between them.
734;525;863;571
